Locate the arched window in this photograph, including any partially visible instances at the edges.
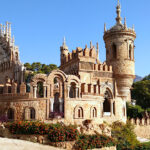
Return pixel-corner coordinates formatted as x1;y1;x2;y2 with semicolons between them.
8;108;14;120
112;44;117;59
92;107;97;118
103;98;110;113
30;107;35;120
37;82;44;98
69;82;76;98
129;44;132;59
78;107;83;118
103;89;113;116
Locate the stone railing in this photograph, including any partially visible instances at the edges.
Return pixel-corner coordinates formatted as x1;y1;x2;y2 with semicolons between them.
0;93;30;100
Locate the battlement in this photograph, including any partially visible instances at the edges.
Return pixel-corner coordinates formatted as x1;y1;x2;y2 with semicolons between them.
130;118;150;126
61;42;99;66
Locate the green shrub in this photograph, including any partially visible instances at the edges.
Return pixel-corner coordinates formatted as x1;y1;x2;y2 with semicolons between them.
74;134;116;150
111;121;139;150
127;103;144;119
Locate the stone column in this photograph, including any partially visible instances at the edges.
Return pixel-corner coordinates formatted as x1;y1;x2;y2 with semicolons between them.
33;86;37;98
59;83;62;98
85;84;88;93
76;87;79;98
67;85;70;98
50;98;54;112
111;100;113;116
43;86;47;98
59;99;63;113
91;84;94;94
96;85;99;94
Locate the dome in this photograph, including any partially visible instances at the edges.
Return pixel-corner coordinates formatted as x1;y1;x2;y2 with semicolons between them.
109;23;124;31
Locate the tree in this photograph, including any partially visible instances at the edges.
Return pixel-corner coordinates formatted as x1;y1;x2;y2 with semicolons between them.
131;75;150;109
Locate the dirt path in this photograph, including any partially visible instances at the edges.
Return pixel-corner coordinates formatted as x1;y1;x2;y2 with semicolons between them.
0;137;63;150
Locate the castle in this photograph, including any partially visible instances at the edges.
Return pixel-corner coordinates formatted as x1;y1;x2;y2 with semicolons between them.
0;1;136;125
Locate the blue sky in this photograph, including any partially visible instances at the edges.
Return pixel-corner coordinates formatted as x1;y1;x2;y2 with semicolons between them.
0;0;149;77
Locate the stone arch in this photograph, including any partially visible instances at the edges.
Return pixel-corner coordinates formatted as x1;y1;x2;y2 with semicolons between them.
48;69;67;83
67;75;80;98
74;105;84;119
31;74;47;84
31;74;48;98
90;106;97;118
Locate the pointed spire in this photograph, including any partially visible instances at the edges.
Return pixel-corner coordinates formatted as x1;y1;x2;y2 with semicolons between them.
132;24;135;31
62;36;68;50
124;17;127;29
116;0;122;24
85;44;87;48
0;24;2;37
96;42;99;59
63;36;66;46
90;41;92;48
104;23;106;32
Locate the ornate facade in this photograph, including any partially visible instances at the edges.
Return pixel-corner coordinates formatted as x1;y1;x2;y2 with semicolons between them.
0;2;136;124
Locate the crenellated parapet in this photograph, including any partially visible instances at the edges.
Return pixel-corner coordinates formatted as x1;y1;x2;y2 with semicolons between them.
60;41;99;66
130;118;150;126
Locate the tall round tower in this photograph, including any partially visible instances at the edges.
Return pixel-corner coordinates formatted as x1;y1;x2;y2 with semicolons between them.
103;1;136;100
60;37;69;66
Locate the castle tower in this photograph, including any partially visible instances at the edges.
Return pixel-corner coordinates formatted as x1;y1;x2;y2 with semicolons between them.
103;1;136;100
60;37;69;65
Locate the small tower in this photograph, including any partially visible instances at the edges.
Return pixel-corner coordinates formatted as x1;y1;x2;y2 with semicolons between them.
103;1;136;99
60;37;69;65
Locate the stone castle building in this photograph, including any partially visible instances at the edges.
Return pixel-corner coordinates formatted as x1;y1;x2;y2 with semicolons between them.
0;1;136;124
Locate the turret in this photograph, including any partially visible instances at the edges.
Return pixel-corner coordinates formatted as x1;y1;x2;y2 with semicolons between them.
103;0;136;100
60;37;69;65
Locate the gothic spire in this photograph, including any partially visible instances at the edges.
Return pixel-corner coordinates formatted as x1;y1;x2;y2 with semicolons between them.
116;0;122;24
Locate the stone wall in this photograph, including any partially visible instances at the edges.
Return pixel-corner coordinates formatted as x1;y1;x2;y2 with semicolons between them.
130;118;150;139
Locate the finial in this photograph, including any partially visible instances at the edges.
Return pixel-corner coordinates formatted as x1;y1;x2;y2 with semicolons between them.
132;24;135;31
85;44;87;48
96;42;99;51
124;17;127;29
104;23;106;32
117;0;120;6
90;41;92;48
63;36;66;45
116;0;122;24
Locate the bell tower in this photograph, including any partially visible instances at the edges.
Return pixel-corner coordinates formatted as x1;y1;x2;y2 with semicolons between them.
103;1;136;100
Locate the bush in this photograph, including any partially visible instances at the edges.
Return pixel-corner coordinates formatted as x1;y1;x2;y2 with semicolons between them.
74;134;116;150
7;121;49;135
48;124;79;142
127;103;144;119
111;121;139;150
